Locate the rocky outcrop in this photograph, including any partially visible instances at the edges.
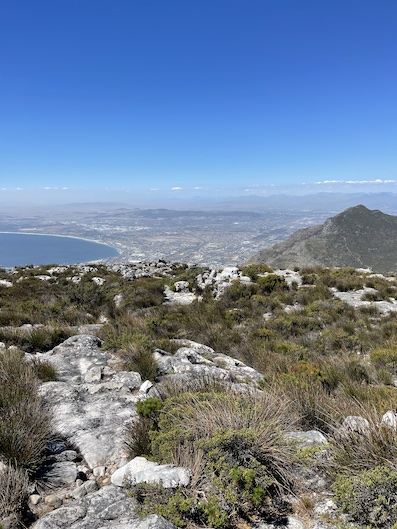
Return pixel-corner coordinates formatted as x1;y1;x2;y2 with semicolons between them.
154;339;263;384
38;335;144;471
27;333;344;529
31;485;135;529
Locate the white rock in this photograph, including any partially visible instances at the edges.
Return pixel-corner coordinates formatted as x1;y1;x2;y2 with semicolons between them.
313;499;338;516
285;430;327;447
174;280;190;292
93;466;106;477
381;410;397;428
341;415;370;434
29;494;41;505
111;456;191;489
140;380;153;393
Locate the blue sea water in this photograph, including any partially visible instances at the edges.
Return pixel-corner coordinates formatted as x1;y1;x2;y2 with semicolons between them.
0;233;119;267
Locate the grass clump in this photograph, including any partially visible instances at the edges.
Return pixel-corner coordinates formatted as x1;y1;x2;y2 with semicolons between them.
129;387;297;528
0;463;29;526
119;342;158;381
329;408;397;475
0;349;52;471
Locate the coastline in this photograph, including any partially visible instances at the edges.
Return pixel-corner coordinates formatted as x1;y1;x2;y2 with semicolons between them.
0;232;120;267
0;231;120;254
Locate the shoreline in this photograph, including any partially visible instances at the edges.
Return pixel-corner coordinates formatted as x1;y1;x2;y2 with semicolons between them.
0;231;120;254
0;232;120;267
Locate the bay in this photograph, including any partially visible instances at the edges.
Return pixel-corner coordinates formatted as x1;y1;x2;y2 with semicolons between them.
0;233;119;267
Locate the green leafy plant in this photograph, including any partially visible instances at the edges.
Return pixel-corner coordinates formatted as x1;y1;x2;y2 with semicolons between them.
129;388;297;528
334;466;397;528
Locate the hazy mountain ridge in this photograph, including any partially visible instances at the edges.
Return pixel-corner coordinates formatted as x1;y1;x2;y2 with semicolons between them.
252;205;397;273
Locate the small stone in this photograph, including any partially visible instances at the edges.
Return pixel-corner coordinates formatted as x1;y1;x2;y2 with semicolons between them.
381;410;397;428
71;484;87;500
84;480;98;493
44;494;62;508
140;380;153;393
93;466;106;477
285;430;327;447
341;415;370;434
313;499;338;517
29;494;41;505
55;449;78;462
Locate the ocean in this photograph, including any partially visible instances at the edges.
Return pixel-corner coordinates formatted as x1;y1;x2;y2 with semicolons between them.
0;233;119;267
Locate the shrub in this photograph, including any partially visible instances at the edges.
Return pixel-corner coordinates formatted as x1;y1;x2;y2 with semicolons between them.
334;466;397;528
130;388;298;528
371;345;397;373
119;342;158;382
240;264;273;281
270;376;332;432
0;463;29;524
124;398;163;459
31;358;58;382
124;417;154;459
0;349;52;470
257;274;288;294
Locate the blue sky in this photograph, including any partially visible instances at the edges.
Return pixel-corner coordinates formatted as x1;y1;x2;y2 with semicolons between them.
1;0;396;202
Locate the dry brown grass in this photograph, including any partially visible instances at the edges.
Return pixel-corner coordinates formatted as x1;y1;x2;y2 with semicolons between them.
0;349;53;471
0;463;29;522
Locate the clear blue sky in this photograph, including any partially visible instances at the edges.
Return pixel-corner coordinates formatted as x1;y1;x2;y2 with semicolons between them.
1;0;396;201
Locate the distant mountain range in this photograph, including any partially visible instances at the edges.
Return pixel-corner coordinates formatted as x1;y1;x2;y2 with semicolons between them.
252;205;397;273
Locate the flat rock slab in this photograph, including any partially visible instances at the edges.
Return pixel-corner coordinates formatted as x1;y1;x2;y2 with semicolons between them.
154;340;263;384
31;485;136;529
39;335;144;469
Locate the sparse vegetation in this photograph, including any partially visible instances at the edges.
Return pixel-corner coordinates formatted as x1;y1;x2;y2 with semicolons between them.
2;262;397;526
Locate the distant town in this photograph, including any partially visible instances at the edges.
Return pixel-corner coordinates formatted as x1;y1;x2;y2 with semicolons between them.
1;193;396;267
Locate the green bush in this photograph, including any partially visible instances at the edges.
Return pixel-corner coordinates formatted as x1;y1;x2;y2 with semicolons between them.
334;466;397;528
129;388;297;528
240;263;273;281
257;274;288;294
124;398;163;459
371;345;397;372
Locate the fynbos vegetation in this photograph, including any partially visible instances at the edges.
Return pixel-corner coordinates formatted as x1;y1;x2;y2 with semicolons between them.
2;260;397;527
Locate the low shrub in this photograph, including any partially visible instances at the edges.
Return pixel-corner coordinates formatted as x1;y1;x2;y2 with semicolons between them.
240;263;273;281
370;345;397;373
129;388;297;528
31;358;58;382
334;466;397;528
119;342;158;382
257;274;288;294
124;398;163;459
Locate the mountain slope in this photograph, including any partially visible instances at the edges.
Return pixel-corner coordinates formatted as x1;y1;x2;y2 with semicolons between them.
251;205;397;273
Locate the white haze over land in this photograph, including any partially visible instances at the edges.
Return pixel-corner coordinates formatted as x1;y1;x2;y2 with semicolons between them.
1;180;397;209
